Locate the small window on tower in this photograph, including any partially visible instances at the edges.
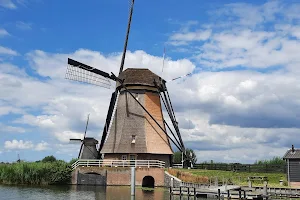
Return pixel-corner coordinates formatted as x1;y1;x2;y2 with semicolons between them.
122;155;127;160
131;135;136;144
135;94;139;101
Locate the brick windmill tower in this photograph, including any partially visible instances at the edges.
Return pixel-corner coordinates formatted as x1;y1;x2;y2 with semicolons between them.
65;0;185;167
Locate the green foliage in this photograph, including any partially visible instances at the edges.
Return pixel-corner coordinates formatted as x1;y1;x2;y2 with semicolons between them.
173;148;197;165
41;155;57;163
0;160;72;185
254;156;285;165
173;151;182;164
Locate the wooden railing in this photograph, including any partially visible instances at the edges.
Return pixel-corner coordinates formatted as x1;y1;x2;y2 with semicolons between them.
193;163;286;173
71;159;165;170
172;163;183;168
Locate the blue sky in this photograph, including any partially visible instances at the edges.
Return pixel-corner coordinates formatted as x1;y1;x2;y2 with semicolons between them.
1;0;300;163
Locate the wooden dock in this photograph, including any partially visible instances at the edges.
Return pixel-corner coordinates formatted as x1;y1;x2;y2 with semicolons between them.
170;185;300;199
170;186;266;199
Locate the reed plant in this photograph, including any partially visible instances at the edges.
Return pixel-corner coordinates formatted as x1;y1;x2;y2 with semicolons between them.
0;160;72;185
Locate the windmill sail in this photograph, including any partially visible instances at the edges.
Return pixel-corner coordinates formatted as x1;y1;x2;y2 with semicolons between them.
99;92;118;152
98;0;135;153
66;58;112;88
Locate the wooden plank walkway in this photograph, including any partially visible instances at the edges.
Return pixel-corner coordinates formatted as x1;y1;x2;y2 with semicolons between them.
170;185;300;199
170;186;266;199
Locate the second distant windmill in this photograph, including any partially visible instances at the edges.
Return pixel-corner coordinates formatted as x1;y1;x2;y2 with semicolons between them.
69;114;99;159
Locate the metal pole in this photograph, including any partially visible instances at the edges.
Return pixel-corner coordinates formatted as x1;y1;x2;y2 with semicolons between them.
131;167;135;196
181;151;183;168
287;159;290;186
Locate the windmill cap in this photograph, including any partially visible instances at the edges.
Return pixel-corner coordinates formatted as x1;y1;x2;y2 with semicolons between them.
83;137;98;145
117;68;165;88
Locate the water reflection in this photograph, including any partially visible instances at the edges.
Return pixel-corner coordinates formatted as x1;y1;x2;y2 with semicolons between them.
0;185;174;200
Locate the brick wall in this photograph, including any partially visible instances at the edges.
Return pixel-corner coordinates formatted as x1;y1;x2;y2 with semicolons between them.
73;166;166;186
136;168;165;186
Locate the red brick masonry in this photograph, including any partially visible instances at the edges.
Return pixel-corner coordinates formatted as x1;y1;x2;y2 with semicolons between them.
72;166;165;186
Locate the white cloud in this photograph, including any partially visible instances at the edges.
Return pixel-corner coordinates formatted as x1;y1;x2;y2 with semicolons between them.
169;1;300;71
0;0;16;9
4;140;34;150
35;141;49;151
0;28;9;37
0;46;18;56
169;29;212;45
4;140;51;151
2;46;300;162
16;21;32;30
0;123;26;133
54;131;83;143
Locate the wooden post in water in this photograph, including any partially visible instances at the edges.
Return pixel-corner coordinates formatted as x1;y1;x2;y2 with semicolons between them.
239;190;242;200
215;177;218;187
263;181;268;197
227;190;230;200
131;167;135;196
194;187;196;199
218;189;221;200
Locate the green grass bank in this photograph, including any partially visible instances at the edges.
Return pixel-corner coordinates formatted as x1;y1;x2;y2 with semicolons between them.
0;161;72;185
168;169;288;187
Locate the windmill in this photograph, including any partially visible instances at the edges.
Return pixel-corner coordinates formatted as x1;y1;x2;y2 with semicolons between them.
65;0;186;167
70;114;99;159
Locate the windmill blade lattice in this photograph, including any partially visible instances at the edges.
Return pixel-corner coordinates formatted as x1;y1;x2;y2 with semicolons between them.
65;64;111;89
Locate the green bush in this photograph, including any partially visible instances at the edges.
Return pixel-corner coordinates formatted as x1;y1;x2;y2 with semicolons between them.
0;161;72;185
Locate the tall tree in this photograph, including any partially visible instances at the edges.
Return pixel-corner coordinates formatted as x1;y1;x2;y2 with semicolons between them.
173;148;197;167
42;155;57;163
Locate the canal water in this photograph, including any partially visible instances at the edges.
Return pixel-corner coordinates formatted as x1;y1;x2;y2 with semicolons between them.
0;185;192;200
0;185;294;200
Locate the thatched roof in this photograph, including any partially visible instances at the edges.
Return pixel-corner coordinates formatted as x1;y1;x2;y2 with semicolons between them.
283;149;300;159
117;68;163;87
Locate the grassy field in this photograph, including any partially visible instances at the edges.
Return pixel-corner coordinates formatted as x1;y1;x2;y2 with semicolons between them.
168;168;288;187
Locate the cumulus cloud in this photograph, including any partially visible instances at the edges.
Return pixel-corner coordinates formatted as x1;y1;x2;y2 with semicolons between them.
0;123;26;133
4;140;50;151
0;28;9;37
169;0;300;71
54;131;83;143
35;141;49;151
0;46;18;56
4;140;34;150
169;29;212;46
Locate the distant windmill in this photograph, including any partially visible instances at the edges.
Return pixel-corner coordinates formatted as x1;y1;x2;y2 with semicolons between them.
70;114;98;159
17;154;20;163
